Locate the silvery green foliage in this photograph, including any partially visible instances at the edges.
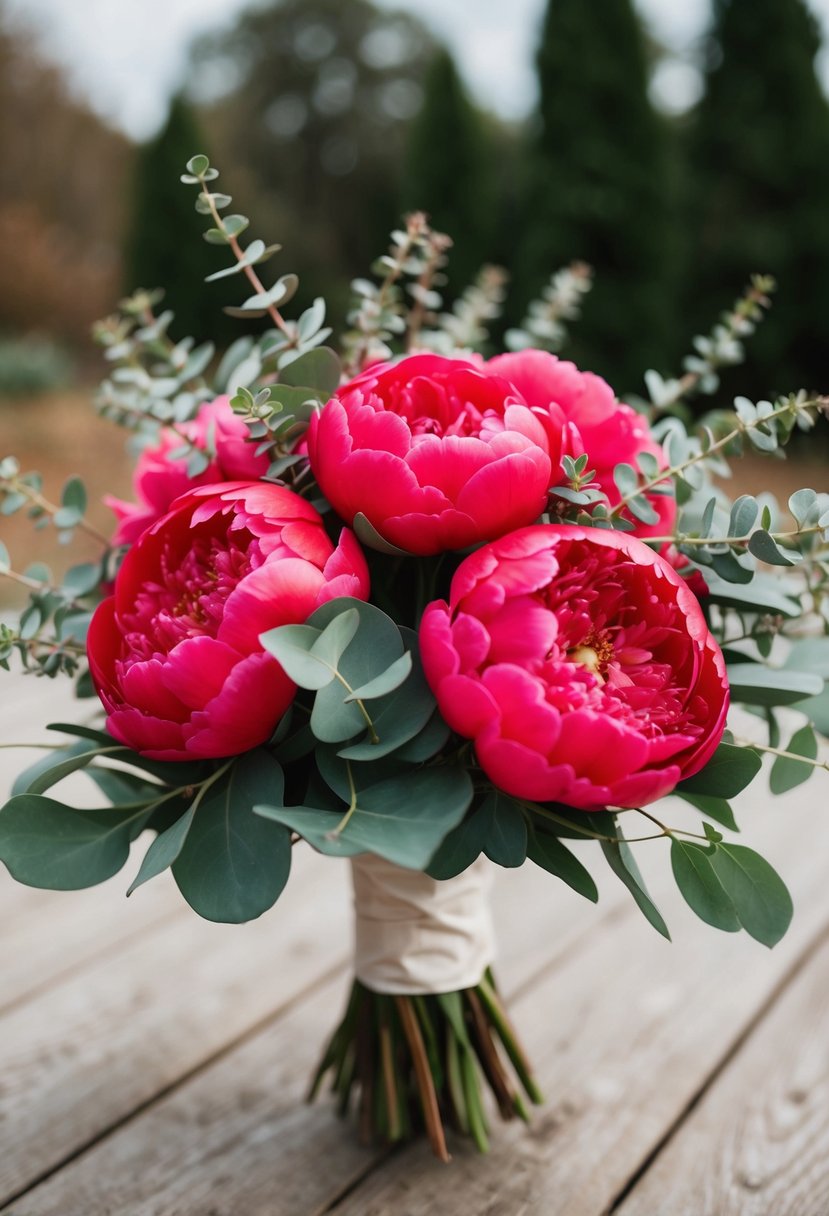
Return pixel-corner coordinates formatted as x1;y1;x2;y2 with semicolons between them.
505;261;593;353
341;212;453;374
417;264;508;356
644;275;775;414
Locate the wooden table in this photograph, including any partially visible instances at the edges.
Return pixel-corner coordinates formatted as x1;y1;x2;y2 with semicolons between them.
2;671;828;1215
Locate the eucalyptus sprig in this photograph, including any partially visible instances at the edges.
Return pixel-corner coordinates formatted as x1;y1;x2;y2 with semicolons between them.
181;154;332;381
341;212;453;375
645;274;775;414
418;264;509;355
505;260;593;353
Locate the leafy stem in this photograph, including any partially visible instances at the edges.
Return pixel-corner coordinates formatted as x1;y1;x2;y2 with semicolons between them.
614;395;827;517
731;736;829;772
0;472;109;547
194;171;291;338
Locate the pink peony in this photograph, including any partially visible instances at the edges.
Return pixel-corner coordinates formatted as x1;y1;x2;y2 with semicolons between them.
106;395;270;546
88;482;369;760
420;525;728;810
488;351;675;537
306;353;578;556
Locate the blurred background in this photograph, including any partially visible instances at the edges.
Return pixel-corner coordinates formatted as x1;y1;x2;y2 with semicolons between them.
1;0;828;593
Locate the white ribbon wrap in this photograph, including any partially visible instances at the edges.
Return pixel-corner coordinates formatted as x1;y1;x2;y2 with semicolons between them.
350;853;496;995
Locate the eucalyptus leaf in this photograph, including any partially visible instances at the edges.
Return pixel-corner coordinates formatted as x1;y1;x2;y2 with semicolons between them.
278;347;340;397
172;750;292;923
0;795;147;889
727;663;823;707
425;808;487;879
769;724;818;794
11;739;98;797
747;530;795;567
256;767;472;870
678;742;761;798
526;830;598;901
479;791;527;867
601;837;670;939
709;844;793;947
127;805;196;896
670;839;740;932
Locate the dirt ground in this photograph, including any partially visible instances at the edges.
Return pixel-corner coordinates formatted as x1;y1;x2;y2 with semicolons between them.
1;388;827;611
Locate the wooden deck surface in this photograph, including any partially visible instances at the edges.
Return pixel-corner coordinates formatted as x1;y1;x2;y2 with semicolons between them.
2;671;829;1215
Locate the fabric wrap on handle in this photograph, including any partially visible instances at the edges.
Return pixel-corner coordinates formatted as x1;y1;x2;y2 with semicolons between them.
350;852;495;995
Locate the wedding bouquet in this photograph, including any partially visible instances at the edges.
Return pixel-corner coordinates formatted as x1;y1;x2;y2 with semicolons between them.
1;154;827;1161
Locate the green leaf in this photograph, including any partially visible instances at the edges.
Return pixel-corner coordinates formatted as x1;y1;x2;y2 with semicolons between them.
727;663;823;707
788;488;817;526
307;599;404;743
11;739;98;796
278;347;341;397
626;494;660;526
127;805;196;896
336;632;435;759
709;844;793;947
704;572;800;617
259;623;330;689
675;791;739;832
0;795;144;889
172;751;292;923
728;495;759;537
185;153;210;176
671;839;740;932
526;830;598;901
612;462;638;498
747;530;795;567
311;607;361;668
479;791;527;867
352;512;412;556
257;767;473;870
678;742;761;798
770;724;818;794
710;550;753;584
346;651;412;701
601;837;671;939
425;809;486;879
393;713;450;763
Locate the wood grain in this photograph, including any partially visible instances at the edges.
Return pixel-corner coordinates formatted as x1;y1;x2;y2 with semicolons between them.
615;930;829;1216
0;860;624;1215
328;792;829;1216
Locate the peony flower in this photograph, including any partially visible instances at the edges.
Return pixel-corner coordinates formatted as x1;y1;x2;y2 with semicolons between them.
306;353;578;556
88;482;369;760
420;525;728;810
106;395;270;546
487;351;675;537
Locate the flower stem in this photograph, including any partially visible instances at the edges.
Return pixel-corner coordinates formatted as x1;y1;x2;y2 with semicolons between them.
731;736;829;771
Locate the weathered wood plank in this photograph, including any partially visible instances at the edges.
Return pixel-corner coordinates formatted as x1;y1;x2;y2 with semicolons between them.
327;790;829;1216
615;930;829;1216
7;781;827;1216
0;860;623;1215
0;874;185;1015
0;850;350;1205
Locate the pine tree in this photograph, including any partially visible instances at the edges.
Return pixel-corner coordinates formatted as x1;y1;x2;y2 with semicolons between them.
685;0;829;399
402;50;495;296
124;94;225;344
517;0;676;393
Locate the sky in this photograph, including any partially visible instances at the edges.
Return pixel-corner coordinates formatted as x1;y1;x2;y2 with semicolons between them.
4;0;829;139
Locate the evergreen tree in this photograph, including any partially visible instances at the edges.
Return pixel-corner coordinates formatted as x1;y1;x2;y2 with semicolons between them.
403;50;495;296
125;95;225;344
517;0;675;393
685;0;829;399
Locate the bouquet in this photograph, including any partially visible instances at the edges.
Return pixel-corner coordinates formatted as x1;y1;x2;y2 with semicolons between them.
1;153;828;1162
